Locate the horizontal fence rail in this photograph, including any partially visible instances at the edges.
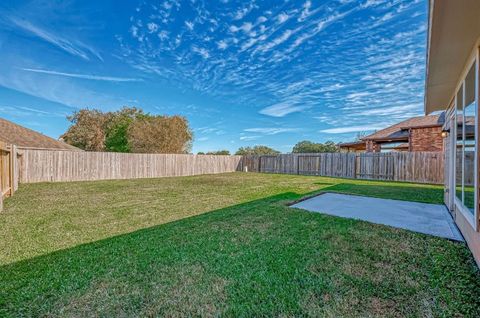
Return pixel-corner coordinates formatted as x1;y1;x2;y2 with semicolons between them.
19;150;243;183
243;152;444;184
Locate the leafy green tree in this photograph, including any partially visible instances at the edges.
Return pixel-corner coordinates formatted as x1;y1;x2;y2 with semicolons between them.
197;152;205;155
206;150;230;155
62;107;193;154
105;107;145;152
235;145;280;155
292;140;338;153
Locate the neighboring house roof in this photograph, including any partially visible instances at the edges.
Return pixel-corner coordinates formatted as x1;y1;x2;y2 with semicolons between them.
338;141;366;149
0;117;81;151
362;113;445;142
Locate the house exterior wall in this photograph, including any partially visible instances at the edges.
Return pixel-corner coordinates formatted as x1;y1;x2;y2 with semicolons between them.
441;46;480;268
363;126;443;153
453;204;480;267
409;126;443;152
339;145;366;153
339;142;366;153
365;140;381;152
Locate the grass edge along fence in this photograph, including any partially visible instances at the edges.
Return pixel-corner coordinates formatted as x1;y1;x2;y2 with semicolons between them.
1;148;444;211
242;152;444;184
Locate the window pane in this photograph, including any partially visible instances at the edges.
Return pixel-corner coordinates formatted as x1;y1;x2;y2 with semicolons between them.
463;62;476;213
455;84;464;202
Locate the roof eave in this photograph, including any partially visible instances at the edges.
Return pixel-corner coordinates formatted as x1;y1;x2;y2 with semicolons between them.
424;0;480;114
424;0;434;115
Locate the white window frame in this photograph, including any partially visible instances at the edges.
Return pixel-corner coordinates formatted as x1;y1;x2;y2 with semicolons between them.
453;52;479;231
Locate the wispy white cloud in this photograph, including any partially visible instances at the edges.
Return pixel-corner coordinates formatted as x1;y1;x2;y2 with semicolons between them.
354;104;421;116
233;3;256;20
9;17;100;61
147;22;159;33
0;66;125;109
289;9;355;51
361;0;383;9
230;22;253;33
185;21;194;30
298;1;312;21
277;13;289;24
158;30;169;40
259;102;308;117
257;29;295;52
240;135;261;141
191;46;210;59
257;16;267;23
0;105;65;117
118;0;427;142
320;124;388;134
244;127;297;135
217;40;228;50
21;68;143;82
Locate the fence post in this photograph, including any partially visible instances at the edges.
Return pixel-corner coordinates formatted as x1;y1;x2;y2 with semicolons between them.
297;154;300;175
9;145;16;196
353;154;357;179
0;172;2;212
355;154;360;179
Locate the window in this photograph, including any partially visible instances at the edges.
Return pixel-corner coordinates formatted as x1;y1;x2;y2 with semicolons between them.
455;61;476;215
464;62;476;213
455;83;464;203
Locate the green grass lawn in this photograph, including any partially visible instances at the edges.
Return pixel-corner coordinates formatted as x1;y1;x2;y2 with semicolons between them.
1;172;479;317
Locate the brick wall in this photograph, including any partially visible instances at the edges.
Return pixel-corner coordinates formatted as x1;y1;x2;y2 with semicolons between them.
366;140;381;152
409;126;443;152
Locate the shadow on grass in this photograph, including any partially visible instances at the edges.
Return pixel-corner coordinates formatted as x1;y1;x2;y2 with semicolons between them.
0;191;305;316
1;187;478;317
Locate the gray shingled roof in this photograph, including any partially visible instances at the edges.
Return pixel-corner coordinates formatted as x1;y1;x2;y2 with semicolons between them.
0;117;81;150
362;113;445;141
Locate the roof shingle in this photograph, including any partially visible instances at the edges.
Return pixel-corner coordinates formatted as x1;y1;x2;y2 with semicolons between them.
362;113;445;141
0;117;81;151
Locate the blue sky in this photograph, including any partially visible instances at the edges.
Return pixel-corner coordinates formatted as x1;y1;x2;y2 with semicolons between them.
0;0;427;153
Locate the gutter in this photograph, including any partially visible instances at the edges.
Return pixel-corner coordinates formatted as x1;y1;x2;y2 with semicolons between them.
424;0;434;114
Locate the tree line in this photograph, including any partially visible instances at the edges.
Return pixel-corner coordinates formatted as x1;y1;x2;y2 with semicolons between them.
61;107;339;155
200;141;339;155
61;107;192;153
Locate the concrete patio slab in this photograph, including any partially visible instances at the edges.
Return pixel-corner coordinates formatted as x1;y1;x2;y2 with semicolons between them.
291;193;463;241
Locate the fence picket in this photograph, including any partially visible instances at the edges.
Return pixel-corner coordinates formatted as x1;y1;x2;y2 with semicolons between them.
243;152;445;184
17;150;244;183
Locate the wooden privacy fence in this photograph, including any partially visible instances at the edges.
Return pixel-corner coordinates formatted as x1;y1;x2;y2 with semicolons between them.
0;142;18;211
1;148;445;210
243;152;444;184
244;153;357;178
18;149;243;183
